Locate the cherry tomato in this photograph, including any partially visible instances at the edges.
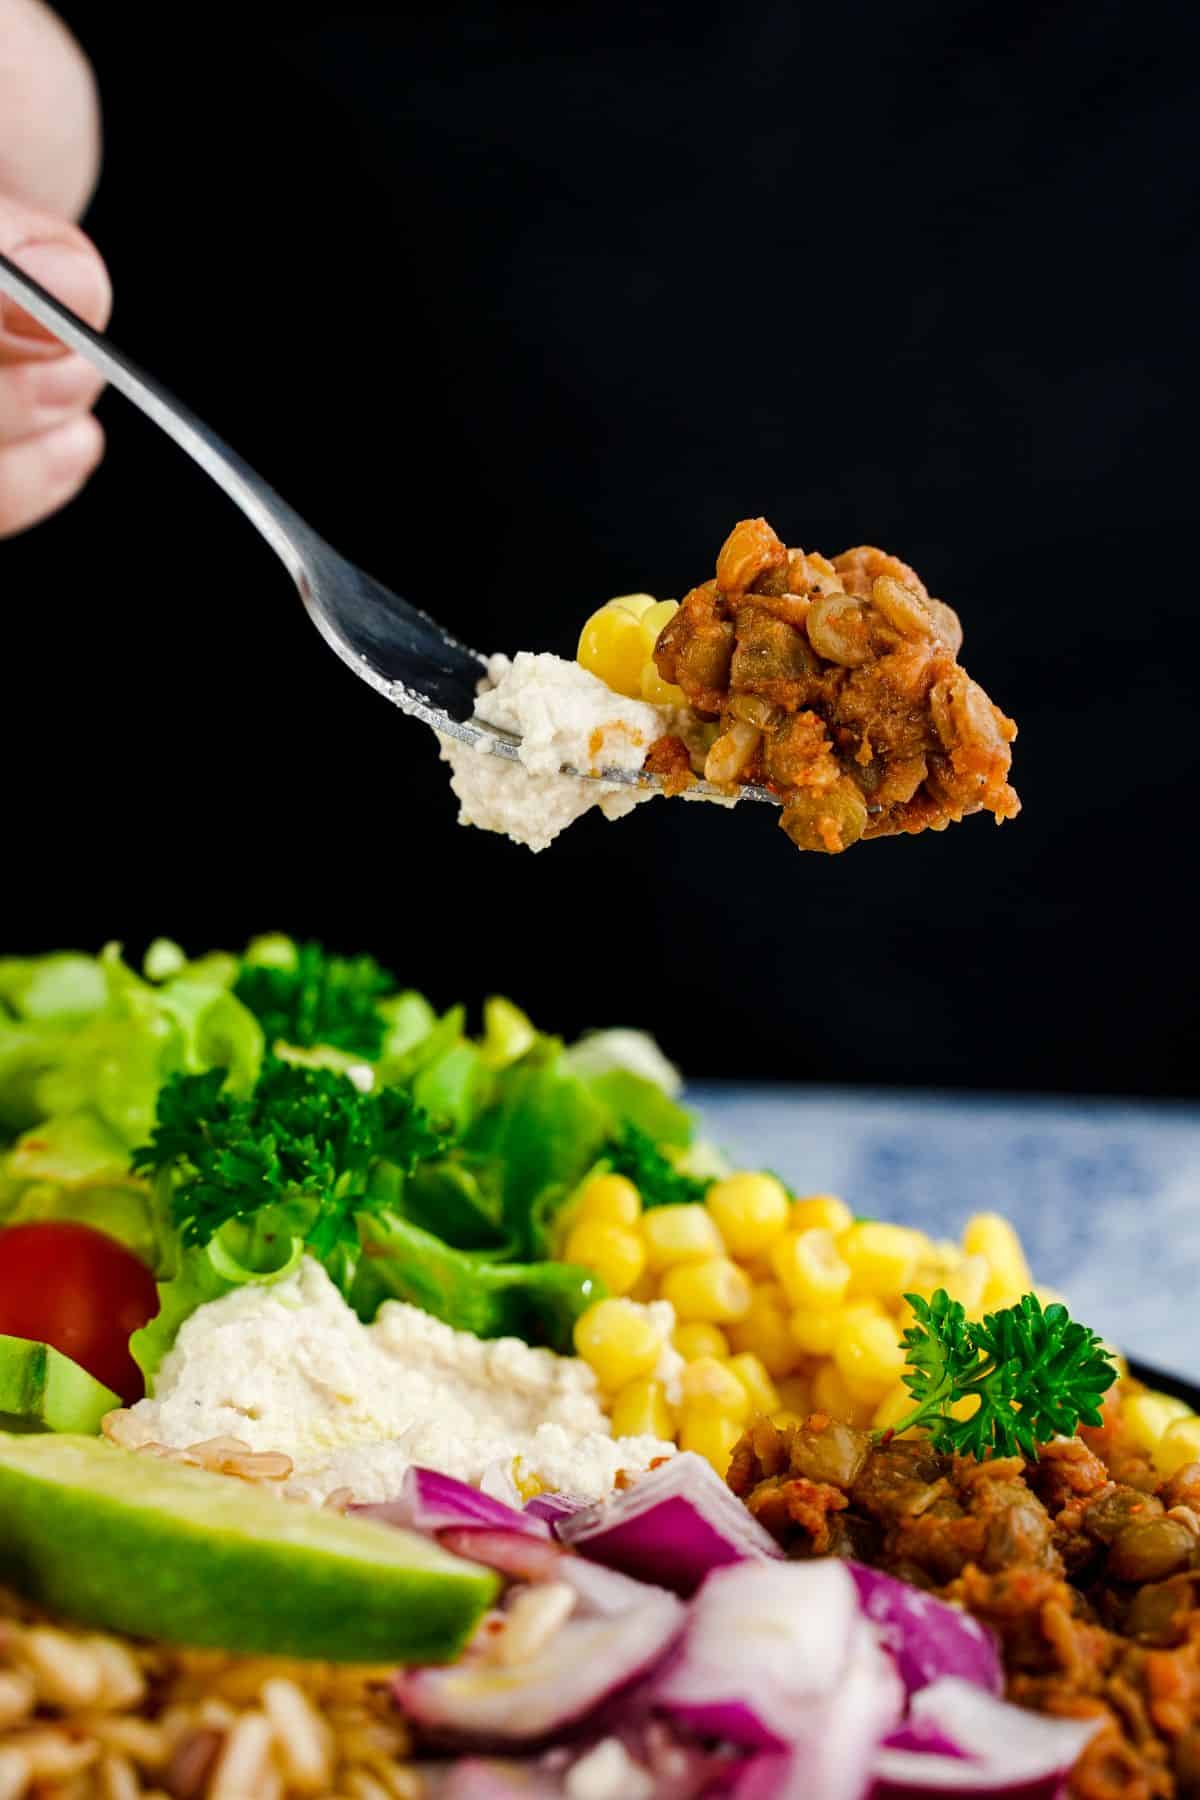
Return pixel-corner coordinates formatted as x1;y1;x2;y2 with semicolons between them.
0;1221;159;1404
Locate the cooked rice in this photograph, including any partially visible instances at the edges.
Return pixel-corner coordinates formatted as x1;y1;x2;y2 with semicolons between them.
0;1584;421;1799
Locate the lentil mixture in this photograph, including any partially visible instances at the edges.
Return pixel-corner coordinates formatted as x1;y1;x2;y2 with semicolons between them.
727;1389;1200;1798
650;517;1020;851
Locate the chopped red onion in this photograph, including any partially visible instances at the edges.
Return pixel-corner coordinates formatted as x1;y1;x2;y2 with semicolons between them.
871;1677;1103;1797
653;1560;902;1785
416;1730;732;1800
351;1468;550;1539
848;1563;1002;1697
525;1492;587;1528
396;1542;685;1743
437;1527;567;1585
556;1453;782;1594
420;1758;565;1799
882;1721;970;1759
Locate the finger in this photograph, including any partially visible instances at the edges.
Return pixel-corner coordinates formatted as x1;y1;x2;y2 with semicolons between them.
0;201;112;363
0;413;104;538
0;351;106;443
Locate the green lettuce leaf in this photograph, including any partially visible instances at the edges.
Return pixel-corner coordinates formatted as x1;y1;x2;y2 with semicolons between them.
0;1020;72;1136
582;1069;693;1148
0;952;108;1022
32;945;263;1148
350;1210;603;1352
130;1222;306;1388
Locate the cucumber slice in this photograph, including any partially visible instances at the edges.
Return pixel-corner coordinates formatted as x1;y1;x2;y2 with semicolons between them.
0;1434;498;1663
0;1334;119;1434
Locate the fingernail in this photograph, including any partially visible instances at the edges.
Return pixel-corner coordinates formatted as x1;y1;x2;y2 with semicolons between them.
2;242;106;342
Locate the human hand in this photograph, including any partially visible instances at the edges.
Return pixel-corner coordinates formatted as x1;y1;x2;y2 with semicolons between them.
0;197;111;536
1;1;107;537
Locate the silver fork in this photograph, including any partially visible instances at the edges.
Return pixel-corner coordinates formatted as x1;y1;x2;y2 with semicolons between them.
0;251;778;803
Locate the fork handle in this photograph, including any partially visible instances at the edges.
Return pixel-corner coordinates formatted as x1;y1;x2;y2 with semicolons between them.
0;250;316;578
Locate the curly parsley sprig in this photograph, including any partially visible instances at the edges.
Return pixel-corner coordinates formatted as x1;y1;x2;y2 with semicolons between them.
233;942;396;1059
884;1288;1118;1460
132;1057;450;1267
601;1122;712;1210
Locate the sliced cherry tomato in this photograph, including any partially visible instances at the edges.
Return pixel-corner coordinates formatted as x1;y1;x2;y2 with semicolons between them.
0;1221;158;1404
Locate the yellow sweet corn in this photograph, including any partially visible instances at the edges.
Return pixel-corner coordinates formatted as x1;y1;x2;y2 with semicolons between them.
563;1219;646;1297
640;665;686;706
789;1308;841;1357
576;595;656;699
705;1172;791;1258
775;1373;812;1417
681;1357;751;1423
639;598;679;653
726;1353;781;1418
575;1173;642;1229
771;1410;805;1430
512;1460;546;1501
1122;1391;1192;1455
790;1194;853;1236
641;1204;726;1271
771;1229;852;1311
943;1253;989;1315
610;1377;675;1441
574;1298;664;1392
661;1256;753;1324
834;1310;909;1402
679;1410;743;1477
1153;1416;1200;1478
841;1222;922;1301
673;1322;731;1362
727;1283;796;1377
963;1213;1032;1308
872;1381;917;1433
811;1361;876;1430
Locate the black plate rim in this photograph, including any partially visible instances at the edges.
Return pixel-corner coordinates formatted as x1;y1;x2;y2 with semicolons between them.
1129;1358;1200;1410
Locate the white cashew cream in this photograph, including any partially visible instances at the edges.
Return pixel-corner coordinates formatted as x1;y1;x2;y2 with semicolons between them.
126;1259;678;1507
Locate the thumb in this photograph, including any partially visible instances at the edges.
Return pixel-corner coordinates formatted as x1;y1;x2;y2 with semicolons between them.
0;192;111;357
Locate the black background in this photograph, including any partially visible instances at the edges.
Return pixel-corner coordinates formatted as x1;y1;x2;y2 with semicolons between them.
5;3;1198;1097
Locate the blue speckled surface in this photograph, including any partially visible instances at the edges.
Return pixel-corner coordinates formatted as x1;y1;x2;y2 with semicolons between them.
691;1085;1200;1376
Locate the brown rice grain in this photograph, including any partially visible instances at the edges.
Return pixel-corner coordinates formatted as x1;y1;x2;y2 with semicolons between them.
86;1715;169;1769
101;1410;153;1451
164;1724;225;1798
88;1637;148;1711
260;1679;333;1793
178;1439;294;1484
0;1670;34;1730
6;1727;98;1779
99;1751;142;1800
19;1626;104;1709
342;1774;393;1800
207;1710;274;1800
52;1772;93;1800
0;1746;28;1800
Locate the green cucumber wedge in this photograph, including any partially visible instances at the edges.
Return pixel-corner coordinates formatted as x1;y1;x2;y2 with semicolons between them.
0;1434;498;1663
0;1335;119;1434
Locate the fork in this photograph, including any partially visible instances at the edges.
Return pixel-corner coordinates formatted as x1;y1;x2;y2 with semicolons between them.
0;251;778;803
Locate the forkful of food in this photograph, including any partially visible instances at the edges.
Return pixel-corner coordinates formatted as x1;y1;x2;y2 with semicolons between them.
0;252;1018;857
